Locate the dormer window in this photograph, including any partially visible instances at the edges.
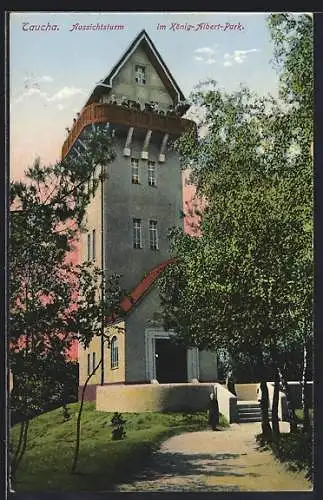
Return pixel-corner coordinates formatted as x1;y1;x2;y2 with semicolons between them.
135;65;146;85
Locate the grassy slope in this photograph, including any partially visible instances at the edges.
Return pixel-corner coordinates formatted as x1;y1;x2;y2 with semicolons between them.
11;402;228;492
256;408;313;482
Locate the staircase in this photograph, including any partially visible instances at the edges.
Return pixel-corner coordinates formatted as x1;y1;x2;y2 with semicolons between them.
237;400;272;423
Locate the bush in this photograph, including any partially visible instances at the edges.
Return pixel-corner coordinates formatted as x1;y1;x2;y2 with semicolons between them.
111;412;126;440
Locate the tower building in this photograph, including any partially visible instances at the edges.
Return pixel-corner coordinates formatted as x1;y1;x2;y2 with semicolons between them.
61;30;218;401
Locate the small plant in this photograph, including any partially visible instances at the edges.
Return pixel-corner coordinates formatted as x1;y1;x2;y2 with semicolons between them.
61;405;71;422
182;413;194;424
111;412;126;440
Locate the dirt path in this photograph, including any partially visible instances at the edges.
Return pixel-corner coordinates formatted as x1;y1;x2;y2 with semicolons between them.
115;422;312;492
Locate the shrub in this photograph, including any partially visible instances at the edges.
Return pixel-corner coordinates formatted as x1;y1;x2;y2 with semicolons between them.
111;412;126;440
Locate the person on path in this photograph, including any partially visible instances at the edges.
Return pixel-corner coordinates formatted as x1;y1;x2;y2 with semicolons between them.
208;389;220;431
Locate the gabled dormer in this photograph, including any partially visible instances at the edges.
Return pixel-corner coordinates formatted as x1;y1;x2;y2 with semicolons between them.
85;30;189;116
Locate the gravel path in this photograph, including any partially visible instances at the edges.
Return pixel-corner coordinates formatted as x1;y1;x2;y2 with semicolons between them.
115;422;312;492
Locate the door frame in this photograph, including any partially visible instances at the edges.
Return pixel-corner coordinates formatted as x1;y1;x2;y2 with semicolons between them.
145;328;199;383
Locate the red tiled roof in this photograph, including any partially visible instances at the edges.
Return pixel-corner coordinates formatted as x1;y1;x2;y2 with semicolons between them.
107;258;177;324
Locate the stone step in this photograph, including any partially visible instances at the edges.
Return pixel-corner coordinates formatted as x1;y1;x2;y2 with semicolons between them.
237;400;260;405
237;399;272;423
238;410;261;416
238;405;261;411
238;406;271;411
238;409;272;415
239;415;263;422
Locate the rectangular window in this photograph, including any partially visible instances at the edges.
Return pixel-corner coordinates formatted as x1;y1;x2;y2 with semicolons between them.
87;353;91;375
87;233;91;260
133;218;142;249
135;65;146;85
149;220;158;250
131;158;139;184
111;337;119;369
92;352;96;371
148;161;157;186
92;229;96;261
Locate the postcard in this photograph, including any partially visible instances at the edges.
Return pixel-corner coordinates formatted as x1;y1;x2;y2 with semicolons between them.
8;10;314;496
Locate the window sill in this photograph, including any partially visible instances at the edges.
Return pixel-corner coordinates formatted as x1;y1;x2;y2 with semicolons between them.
111;366;119;370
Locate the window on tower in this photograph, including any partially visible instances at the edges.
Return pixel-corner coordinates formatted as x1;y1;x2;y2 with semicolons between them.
87;353;91;375
87;233;91;261
135;65;146;85
148;161;157;186
131;158;140;184
133;218;142;249
149;220;159;250
92;229;96;261
111;336;119;369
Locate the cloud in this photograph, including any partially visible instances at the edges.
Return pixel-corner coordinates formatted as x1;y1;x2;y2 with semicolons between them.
14;87;49;104
223;48;260;66
193;45;218;64
47;87;85;102
13;85;85;105
57;104;65;111
205;58;217;65
23;74;54;88
39;75;53;83
194;46;216;55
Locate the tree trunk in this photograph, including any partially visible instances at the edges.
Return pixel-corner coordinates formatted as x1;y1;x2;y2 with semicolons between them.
260;380;272;441
278;368;298;433
12;419;29;477
271;367;280;441
12;420;25;472
71;358;102;474
301;341;311;433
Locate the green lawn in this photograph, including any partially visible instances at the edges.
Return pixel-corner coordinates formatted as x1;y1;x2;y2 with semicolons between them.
11;402;228;492
256;408;313;483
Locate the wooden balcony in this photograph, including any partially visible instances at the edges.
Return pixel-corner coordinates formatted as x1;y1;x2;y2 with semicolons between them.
61;103;195;159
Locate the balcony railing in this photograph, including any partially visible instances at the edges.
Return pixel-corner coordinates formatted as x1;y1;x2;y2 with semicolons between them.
61;102;195;159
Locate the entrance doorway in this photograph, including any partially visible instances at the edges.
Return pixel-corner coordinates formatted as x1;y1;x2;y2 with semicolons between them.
155;338;187;383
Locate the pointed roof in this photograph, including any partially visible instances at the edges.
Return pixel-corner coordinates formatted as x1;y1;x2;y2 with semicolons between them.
85;29;186;106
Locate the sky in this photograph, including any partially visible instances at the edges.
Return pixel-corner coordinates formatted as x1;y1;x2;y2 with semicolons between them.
10;11;289;181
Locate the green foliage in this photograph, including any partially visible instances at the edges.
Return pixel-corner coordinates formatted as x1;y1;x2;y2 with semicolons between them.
267;13;313;129
160;85;312;357
111;412;127;440
9;126;124;472
158;17;313;376
10;403;212;492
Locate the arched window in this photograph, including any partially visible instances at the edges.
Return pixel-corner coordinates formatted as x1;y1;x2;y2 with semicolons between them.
111;336;119;369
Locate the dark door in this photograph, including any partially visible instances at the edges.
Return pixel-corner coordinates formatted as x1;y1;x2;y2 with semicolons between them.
155;339;187;383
